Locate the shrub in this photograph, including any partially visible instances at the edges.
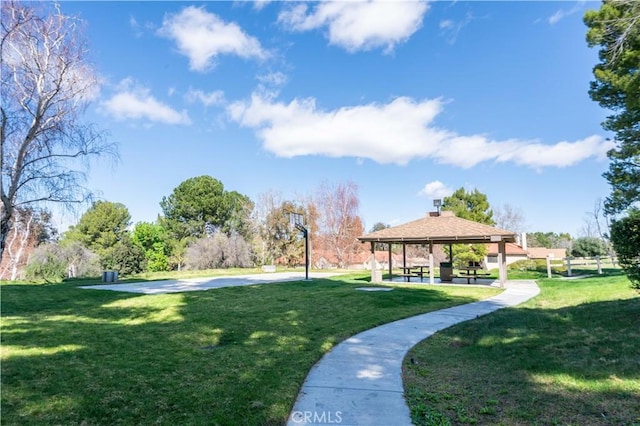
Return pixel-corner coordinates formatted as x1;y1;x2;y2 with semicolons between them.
570;237;608;258
610;210;640;288
62;241;101;278
25;242;101;282
146;242;169;272
507;258;566;275
102;237;146;276
185;232;253;270
24;244;67;282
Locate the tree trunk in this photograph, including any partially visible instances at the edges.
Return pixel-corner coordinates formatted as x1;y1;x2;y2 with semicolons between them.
0;205;13;264
10;210;32;280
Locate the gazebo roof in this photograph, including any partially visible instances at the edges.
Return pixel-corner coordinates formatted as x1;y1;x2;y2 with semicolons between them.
358;211;517;245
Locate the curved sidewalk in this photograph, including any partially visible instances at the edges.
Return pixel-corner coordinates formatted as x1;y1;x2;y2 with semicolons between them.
287;280;540;426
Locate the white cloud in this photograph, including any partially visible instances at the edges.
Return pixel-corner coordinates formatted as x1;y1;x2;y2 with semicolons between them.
439;12;474;45
439;19;453;30
548;10;565;25
419;181;454;199
228;94;445;164
252;0;272;11
228;93;615;168
234;0;273;11
129;16;141;34
102;79;191;125
278;0;429;53
257;71;288;87
494;135;612;168
548;1;585;25
184;88;226;106
254;71;289;99
158;6;267;71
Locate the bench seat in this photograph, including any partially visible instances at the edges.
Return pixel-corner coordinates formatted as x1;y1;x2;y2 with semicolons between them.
456;271;491;284
397;273;420;282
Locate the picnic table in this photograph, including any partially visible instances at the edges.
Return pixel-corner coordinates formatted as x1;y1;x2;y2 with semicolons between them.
397;265;430;282
457;265;491;284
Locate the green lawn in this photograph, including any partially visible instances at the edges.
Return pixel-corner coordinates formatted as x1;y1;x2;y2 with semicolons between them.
404;271;640;426
1;273;499;425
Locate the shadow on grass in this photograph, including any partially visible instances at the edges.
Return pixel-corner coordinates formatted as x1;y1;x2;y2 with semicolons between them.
405;294;640;425
1;276;487;425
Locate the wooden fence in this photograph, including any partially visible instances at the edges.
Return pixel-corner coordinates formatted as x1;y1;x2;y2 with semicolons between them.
545;255;617;278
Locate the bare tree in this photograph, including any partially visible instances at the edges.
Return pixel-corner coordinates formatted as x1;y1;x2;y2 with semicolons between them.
493;204;527;233
184;232;252;270
314;181;364;268
580;198;611;239
1;1;116;262
0;207;56;280
251;190;309;267
580;198;615;259
0;207;34;280
251;190;282;265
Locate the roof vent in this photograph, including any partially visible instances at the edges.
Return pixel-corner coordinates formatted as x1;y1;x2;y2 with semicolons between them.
428;211;454;217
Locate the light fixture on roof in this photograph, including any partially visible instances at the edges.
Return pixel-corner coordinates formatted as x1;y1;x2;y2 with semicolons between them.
433;199;442;215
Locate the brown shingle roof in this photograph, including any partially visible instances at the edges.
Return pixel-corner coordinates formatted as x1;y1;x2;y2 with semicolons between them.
359;211;516;244
527;247;567;259
487;242;528;255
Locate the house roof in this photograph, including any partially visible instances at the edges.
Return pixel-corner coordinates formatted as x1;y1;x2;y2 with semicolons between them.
313;249;400;265
358;211;517;245
527;247;567;259
487;242;528;256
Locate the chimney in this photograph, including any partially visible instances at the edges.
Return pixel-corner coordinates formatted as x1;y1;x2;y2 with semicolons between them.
433;199;442;216
521;232;528;251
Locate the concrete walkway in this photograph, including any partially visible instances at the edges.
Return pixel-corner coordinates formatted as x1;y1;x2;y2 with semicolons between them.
80;272;342;294
287;280;540;426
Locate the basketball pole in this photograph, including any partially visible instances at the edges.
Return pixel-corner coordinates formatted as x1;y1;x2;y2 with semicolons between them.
295;223;309;280
287;211;310;281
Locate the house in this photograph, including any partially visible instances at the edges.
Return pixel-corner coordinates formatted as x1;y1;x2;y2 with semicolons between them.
484;242;529;269
313;249;402;270
527;247;567;260
360;251;402;270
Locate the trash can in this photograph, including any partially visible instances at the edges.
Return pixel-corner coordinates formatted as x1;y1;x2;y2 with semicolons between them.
372;269;383;283
439;262;453;282
102;270;119;283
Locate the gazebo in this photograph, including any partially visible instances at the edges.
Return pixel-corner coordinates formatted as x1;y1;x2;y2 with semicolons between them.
358;211;517;287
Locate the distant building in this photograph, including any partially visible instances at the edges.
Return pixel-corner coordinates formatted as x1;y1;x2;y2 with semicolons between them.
485;242;529;269
484;232;567;269
313;249;404;270
526;247;567;260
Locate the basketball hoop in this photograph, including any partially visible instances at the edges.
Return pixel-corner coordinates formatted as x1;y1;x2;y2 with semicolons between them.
286;211;309;280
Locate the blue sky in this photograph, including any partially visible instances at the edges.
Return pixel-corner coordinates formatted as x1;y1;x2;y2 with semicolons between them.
59;0;611;236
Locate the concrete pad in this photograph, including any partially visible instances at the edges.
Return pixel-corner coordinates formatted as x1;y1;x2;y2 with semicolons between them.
287;280;540;425
80;272;342;294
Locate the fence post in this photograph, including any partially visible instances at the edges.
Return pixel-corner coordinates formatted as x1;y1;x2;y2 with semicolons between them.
546;254;552;278
596;256;602;274
566;257;572;277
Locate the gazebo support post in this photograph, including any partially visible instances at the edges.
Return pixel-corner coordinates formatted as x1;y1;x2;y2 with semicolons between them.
388;243;392;280
402;243;407;267
369;242;377;283
429;241;435;285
